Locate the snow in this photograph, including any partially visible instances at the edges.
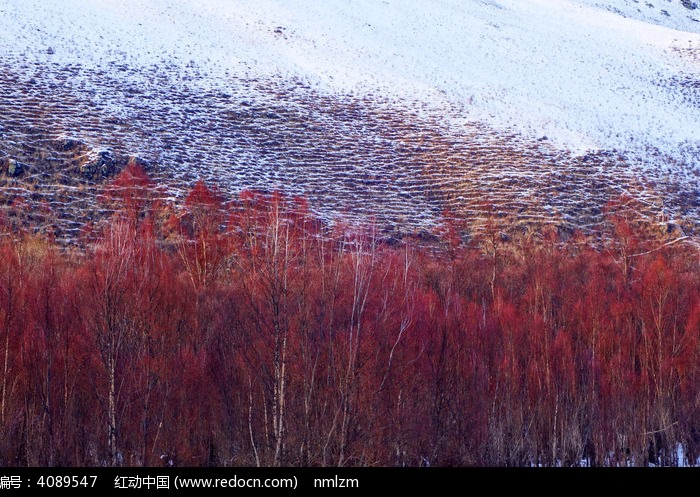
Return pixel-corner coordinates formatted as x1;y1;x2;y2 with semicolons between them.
575;0;700;33
1;0;698;164
0;0;698;241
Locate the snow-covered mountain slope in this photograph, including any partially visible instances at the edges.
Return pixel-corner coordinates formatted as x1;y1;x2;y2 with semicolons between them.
576;0;700;32
0;0;699;239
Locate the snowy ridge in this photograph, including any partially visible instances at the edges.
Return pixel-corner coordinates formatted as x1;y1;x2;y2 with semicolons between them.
0;0;699;238
576;0;700;32
2;0;698;156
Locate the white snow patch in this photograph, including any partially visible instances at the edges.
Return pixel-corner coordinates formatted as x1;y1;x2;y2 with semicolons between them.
0;0;698;164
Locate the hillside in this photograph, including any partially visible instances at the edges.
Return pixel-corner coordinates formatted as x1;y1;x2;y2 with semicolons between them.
0;0;699;242
2;0;700;470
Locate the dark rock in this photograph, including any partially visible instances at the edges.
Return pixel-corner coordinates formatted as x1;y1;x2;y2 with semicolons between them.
126;155;153;172
80;150;116;178
2;158;24;177
681;0;697;10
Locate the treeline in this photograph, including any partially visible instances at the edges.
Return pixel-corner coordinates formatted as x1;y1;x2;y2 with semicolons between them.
0;163;699;467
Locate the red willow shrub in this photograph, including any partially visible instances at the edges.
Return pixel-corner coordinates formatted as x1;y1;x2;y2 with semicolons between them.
0;172;698;467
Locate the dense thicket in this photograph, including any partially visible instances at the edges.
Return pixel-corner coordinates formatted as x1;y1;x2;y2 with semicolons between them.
1;164;698;467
